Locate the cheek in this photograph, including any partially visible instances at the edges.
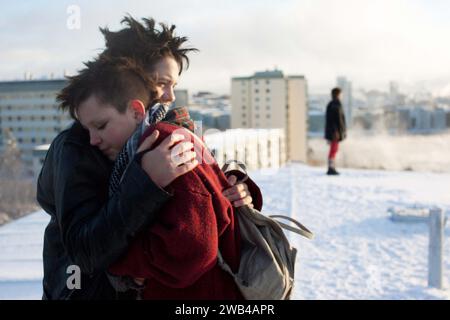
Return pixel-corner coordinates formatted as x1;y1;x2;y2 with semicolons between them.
116;121;138;146
155;87;164;98
103;127;130;149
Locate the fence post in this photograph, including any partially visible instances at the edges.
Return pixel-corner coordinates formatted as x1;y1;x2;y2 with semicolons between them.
428;208;444;289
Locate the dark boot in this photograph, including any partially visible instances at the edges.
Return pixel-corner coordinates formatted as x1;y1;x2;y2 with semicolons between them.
327;159;340;175
327;167;339;175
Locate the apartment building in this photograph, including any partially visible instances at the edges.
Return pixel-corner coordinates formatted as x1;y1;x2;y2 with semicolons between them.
231;70;308;162
0;79;71;166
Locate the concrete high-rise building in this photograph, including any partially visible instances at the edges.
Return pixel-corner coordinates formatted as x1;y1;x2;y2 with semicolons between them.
336;76;353;127
0;79;72;166
389;81;399;98
389;81;400;105
231;69;308;162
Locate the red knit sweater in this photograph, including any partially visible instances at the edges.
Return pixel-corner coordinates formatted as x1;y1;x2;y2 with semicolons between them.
109;122;244;300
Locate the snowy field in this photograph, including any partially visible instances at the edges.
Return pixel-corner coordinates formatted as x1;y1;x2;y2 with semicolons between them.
0;164;449;300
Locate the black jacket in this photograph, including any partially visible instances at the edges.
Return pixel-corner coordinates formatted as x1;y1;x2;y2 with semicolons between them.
37;121;172;299
325;99;347;142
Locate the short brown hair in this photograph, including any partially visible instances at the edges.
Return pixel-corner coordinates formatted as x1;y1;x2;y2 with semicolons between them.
57;56;156;120
331;87;342;99
100;16;198;74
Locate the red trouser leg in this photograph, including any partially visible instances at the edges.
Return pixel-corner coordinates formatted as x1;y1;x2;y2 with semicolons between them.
328;140;339;160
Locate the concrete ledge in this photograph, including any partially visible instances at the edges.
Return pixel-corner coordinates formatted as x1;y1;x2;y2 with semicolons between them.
388;206;448;224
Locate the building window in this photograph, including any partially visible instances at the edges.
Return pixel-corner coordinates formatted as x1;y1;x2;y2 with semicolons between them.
241;90;246;94
266;97;270;102
41;116;45;121
42;138;47;143
17;116;21;121
255;89;259;93
31;116;35;121
242;113;246;118
266;89;270;93
254;80;259;85
266;105;270;110
7;105;12;110
255;105;259;110
266;80;270;85
8;116;12;121
31;138;36;143
242;105;246;110
255;97;259;102
266;114;271;119
18;127;22;132
255;114;260;119
18;138;23;143
242;121;246;126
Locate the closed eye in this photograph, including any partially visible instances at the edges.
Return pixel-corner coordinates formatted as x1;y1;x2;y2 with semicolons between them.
97;122;107;130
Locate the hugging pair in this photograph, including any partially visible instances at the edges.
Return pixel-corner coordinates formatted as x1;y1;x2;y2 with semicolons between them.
38;16;262;300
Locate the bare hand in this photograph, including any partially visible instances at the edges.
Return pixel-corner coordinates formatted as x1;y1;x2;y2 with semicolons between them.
222;175;254;208
138;130;198;188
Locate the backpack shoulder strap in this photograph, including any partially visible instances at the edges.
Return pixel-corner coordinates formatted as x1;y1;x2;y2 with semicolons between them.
269;215;314;240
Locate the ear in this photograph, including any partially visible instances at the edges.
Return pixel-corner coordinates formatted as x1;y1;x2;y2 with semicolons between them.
128;100;146;122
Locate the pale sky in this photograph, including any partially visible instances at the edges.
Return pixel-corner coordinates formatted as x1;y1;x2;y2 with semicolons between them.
1;0;450;95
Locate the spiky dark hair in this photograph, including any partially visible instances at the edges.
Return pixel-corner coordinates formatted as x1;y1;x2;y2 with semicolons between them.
99;15;198;74
57;56;156;120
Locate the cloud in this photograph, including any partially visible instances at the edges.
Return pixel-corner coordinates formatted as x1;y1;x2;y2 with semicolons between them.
0;0;449;94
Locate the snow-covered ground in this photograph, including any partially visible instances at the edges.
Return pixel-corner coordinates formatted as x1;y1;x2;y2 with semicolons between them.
0;164;449;299
0;212;48;300
253;164;450;299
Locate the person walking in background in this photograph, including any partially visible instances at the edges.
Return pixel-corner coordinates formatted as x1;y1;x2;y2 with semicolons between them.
325;87;347;175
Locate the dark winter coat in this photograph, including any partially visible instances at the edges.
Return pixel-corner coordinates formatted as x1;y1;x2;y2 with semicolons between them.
37;121;173;300
325;99;347;142
109;122;263;300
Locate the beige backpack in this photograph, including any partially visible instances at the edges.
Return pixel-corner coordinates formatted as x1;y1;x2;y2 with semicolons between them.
218;163;313;300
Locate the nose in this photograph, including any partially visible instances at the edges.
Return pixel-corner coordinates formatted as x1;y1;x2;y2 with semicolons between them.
89;131;102;146
161;86;176;104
